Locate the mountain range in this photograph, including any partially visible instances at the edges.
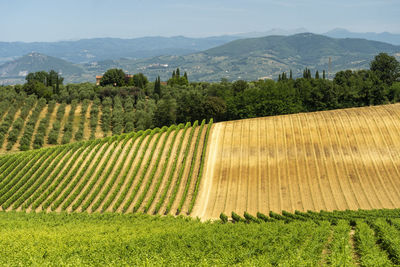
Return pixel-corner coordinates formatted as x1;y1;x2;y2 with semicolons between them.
1;32;399;84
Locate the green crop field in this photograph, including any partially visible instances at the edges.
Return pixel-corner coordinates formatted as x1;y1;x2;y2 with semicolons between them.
1;209;400;266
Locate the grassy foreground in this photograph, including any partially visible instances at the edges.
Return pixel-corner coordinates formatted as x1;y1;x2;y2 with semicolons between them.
0;211;330;266
2;210;400;266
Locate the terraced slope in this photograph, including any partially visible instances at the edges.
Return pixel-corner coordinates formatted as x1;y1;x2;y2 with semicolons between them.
0;120;212;215
192;104;400;219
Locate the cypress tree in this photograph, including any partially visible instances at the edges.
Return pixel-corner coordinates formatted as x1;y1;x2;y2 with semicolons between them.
289;70;293;79
315;70;319;79
184;72;188;81
172;70;176;78
154;76;161;97
323;70;326;79
176;68;180;77
278;74;281;81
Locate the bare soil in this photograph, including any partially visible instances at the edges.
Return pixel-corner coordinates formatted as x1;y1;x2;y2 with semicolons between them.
196;104;400;220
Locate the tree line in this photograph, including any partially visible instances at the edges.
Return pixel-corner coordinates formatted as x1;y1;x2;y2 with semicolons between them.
1;53;399;131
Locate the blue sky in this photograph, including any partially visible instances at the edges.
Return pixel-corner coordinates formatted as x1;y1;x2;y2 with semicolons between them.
0;0;399;42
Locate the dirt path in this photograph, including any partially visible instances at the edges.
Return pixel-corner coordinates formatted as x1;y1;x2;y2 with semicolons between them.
208;122;230;218
83;103;92;140
95;108;104;139
191;123;220;219
181;125;207;214
221;122;237;216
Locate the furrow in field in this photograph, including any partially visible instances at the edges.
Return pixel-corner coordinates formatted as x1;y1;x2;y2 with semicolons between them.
191;123;220;219
297;113;327;211
267;116;280;212
320;111;360;210
147;129;182;214
159;128;191;215
332;110;373;209
280;115;294;212
106;135;149;212
307;112;338;211
52;142;109;212
86;140;128;212
210;122;231;218
126;132;167;212
313;112;350;210
370;106;400;203
345;108;395;208
169;127;199;215
259;118;269;214
117;135;157;212
72;141;119;212
21;147;76;211
350;108;398;207
36;145;94;211
247;119;259;215
336;109;383;208
287;114;307;212
223;122;238;215
139;130;175;213
180;124;207;214
27;146;84;211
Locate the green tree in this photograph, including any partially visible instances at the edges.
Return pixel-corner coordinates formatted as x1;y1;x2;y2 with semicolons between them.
132;73;149;89
370;53;400;85
154;76;161;97
100;69;126;87
154;95;177;127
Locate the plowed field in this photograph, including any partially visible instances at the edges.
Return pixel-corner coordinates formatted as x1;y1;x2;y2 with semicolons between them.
192;104;400;219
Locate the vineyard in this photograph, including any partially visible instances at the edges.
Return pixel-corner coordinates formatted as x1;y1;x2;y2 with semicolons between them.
1;209;400;265
193;104;400;220
0;96;135;154
0;119;212;216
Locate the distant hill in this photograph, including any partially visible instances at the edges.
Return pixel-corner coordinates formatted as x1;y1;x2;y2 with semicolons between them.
324;28;400;46
0;36;239;64
105;33;400;81
1;33;399;84
0;52;84;84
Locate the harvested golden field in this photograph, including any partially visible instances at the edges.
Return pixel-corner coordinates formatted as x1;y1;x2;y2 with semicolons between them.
192;104;400;219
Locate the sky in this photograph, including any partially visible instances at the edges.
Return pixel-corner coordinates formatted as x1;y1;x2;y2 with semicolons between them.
0;0;399;42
